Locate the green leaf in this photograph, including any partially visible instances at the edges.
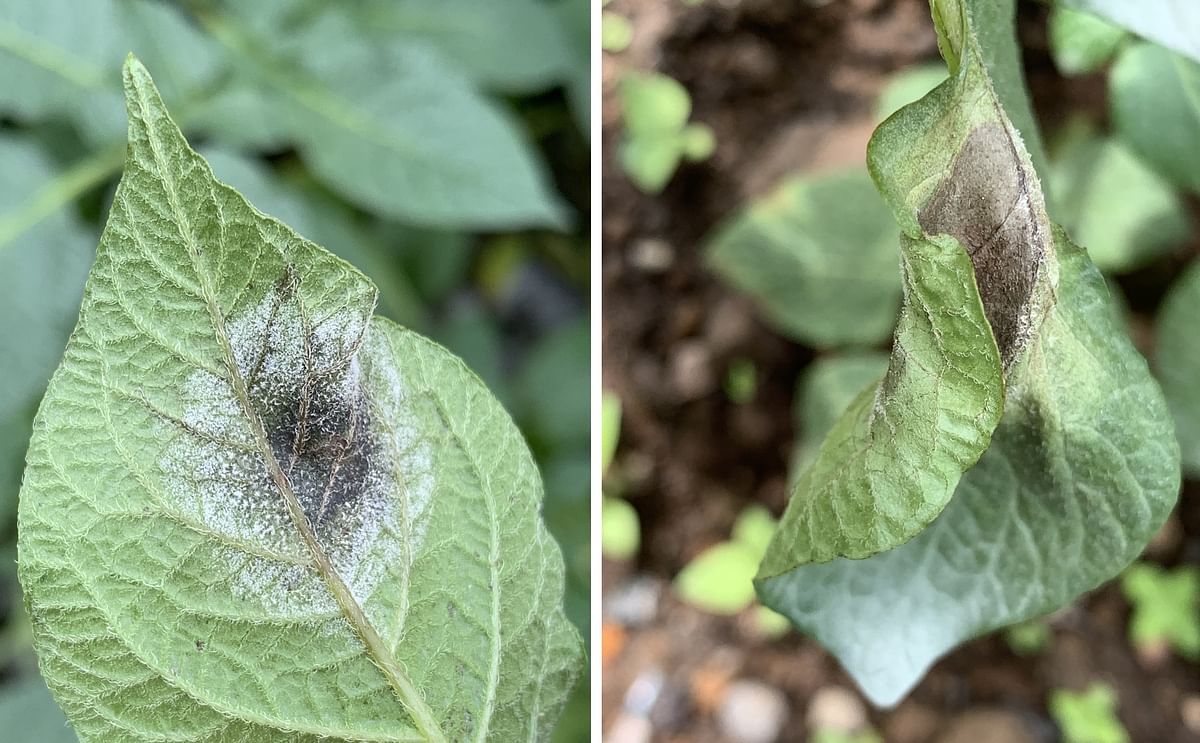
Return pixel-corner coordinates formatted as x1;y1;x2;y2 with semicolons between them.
200;10;568;230
1110;42;1200;196
758;0;1178;706
356;0;576;94
601;392;621;475
618;72;713;194
18;57;580;742
1003;619;1052;656
0;0;223;146
1051;125;1190;273
1047;6;1127;75
1050;684;1129;743
1057;0;1200;65
601;497;639;561
0;136;97;538
731;506;776;564
723;357;757;404
601;12;633;53
0;678;76;743
1120;562;1200;660
675;542;759;615
1155;261;1200;475
513;318;590;455
875;64;947;122
789;352;890;478
705;169;901;347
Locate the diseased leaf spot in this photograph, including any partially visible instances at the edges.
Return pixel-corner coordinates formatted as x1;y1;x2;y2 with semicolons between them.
918;122;1049;364
159;270;434;616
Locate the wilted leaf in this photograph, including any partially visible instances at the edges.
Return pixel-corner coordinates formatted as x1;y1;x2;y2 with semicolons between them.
18;58;580;741
706;169;901;347
757;0;1177;706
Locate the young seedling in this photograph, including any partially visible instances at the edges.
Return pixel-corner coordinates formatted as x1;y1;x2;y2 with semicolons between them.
602;11;634;53
1120;562;1200;662
1050;684;1129;743
723;357;758;404
16;58;581;742
1004;619;1053;656
602;497;641;562
753;0;1179;707
618;72;715;194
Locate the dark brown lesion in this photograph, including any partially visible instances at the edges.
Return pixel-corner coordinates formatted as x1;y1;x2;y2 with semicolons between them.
917;122;1048;365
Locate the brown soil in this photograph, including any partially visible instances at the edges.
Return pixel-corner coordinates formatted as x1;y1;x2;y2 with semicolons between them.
601;1;1200;741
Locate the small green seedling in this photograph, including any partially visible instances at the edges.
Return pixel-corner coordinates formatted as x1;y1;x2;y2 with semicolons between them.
810;728;883;743
724;357;758;404
674;506;776;615
619;72;715;193
1050;684;1129;743
1004;618;1052;656
602;391;623;475
602;496;641;561
602;12;633;53
1120;562;1200;661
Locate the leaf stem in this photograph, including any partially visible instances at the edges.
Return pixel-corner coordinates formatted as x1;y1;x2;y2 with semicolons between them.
0;142;124;253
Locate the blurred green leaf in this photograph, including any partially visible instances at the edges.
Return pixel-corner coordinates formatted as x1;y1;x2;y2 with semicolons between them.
388;227;473;304
601;496;640;561
201;147;428;328
618;72;713;193
1004;618;1052;656
0;678;76;743
1052;125;1190;273
1057;0;1200;64
601;12;633;53
358;0;575;94
1120;562;1200;660
1048;6;1127;75
0;0;223;146
200;10;569;229
0;137;95;535
810;729;883;743
434;297;506;397
1111;42;1200;196
875;64;947;122
791;353;891;479
723;358;757;404
707;169;900;347
731;505;776;564
1154;261;1200;475
601;392;621;474
1050;683;1129;743
675;542;759;615
514;317;589;453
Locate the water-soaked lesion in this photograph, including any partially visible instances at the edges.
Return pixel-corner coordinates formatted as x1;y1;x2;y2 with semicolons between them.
918;122;1049;365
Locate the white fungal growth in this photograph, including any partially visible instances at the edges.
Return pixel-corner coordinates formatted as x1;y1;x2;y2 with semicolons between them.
159;277;434;618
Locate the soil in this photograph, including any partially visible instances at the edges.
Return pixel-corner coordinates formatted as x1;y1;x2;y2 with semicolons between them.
600;0;1200;741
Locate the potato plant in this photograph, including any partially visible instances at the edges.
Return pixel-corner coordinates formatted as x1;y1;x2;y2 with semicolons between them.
704;0;1193;706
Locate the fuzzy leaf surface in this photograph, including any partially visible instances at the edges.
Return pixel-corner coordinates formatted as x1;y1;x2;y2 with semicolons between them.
17;58;580;742
758;0;1178;706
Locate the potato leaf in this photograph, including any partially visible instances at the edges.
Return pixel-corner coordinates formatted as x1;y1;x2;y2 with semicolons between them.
18;58;580;741
757;0;1178;705
1057;0;1200;64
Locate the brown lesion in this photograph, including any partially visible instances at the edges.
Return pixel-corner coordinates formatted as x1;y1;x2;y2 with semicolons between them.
917;121;1049;366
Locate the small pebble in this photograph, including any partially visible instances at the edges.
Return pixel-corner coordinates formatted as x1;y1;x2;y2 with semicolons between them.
629;238;674;273
668;340;716;400
718;679;789;743
807;686;867;733
605;575;663;627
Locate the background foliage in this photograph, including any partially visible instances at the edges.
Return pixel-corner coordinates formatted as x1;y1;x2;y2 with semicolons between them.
0;0;590;739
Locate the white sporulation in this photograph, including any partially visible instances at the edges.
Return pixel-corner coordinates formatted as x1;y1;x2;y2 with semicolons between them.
159;285;434;617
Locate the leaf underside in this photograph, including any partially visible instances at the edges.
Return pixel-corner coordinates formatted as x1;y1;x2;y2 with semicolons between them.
18;57;580;742
757;0;1178;706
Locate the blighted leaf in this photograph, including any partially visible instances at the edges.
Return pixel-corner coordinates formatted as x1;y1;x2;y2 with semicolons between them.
17;58;581;742
1058;0;1200;65
1110;43;1200;196
1155;260;1200;475
706;169;901;347
1051;126;1190;273
758;0;1177;706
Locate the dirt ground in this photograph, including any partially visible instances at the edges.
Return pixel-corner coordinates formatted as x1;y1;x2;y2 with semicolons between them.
600;0;1200;741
